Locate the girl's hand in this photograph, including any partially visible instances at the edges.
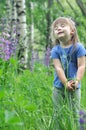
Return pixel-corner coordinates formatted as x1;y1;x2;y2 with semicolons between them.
71;80;79;89
64;79;79;91
65;80;74;91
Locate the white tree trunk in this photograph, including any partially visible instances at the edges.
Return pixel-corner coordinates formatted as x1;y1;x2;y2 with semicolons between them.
16;0;28;68
6;0;12;31
11;0;17;33
30;2;34;45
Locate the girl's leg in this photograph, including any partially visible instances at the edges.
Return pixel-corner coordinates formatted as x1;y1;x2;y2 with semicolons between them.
68;89;81;130
51;87;64;130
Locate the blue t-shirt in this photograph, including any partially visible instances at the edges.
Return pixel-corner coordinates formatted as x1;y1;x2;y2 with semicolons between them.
51;42;86;88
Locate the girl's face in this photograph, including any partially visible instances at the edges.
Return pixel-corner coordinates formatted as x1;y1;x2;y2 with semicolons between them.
53;21;73;42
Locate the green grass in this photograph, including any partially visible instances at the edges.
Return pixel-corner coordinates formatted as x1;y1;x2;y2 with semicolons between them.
81;71;86;108
0;59;86;130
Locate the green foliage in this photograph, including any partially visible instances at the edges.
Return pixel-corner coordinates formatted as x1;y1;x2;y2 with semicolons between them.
0;59;86;129
81;72;86;108
0;1;86;129
26;0;86;49
0;0;6;17
0;59;53;129
1;0;86;49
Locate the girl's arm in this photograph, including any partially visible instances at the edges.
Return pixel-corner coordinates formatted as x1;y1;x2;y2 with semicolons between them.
75;56;85;86
53;59;73;90
76;56;85;80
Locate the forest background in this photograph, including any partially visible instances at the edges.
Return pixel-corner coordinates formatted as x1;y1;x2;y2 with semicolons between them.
0;0;86;130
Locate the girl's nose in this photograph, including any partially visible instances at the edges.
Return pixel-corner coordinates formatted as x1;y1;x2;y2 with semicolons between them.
58;26;62;30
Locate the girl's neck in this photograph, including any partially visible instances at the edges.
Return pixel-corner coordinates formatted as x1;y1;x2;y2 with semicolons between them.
60;39;73;48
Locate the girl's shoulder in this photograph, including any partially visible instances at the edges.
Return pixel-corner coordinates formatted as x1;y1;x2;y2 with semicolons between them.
76;42;85;48
51;45;60;52
51;45;62;56
52;44;59;48
52;44;61;50
75;42;86;56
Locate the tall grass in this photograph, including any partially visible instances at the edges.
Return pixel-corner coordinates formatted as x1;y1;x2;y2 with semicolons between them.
0;59;86;130
81;72;86;108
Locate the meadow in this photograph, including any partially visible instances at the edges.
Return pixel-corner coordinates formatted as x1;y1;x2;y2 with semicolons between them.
0;59;86;130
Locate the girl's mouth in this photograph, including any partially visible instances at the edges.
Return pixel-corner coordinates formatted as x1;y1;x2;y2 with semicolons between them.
58;31;64;35
58;32;63;35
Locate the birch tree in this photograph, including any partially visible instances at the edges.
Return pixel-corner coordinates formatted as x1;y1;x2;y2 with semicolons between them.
30;2;34;45
46;0;53;48
11;0;17;34
16;0;28;69
75;0;86;16
5;0;12;31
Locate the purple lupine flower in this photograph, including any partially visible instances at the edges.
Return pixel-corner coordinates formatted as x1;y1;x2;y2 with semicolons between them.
0;38;5;42
80;110;85;116
9;38;18;56
44;47;51;67
0;18;18;60
30;50;35;71
0;28;18;60
2;32;10;38
35;51;39;61
4;44;11;60
79;110;86;130
79;118;85;124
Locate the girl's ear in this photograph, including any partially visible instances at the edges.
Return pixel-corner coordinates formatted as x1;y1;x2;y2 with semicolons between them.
70;29;75;35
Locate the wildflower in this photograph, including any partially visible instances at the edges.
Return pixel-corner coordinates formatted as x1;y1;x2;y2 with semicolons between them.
44;47;51;67
79;110;86;129
2;32;10;38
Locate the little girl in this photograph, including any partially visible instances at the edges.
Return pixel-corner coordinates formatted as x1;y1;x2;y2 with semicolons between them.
50;17;86;130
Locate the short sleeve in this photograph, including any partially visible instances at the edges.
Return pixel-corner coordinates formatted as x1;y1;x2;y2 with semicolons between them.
51;46;60;59
76;43;86;58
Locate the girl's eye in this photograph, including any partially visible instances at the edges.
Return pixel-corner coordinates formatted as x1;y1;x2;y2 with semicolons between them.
54;23;66;30
54;27;58;30
61;24;66;27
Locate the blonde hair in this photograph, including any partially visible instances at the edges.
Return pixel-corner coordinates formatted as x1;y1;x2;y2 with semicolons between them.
50;17;80;46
